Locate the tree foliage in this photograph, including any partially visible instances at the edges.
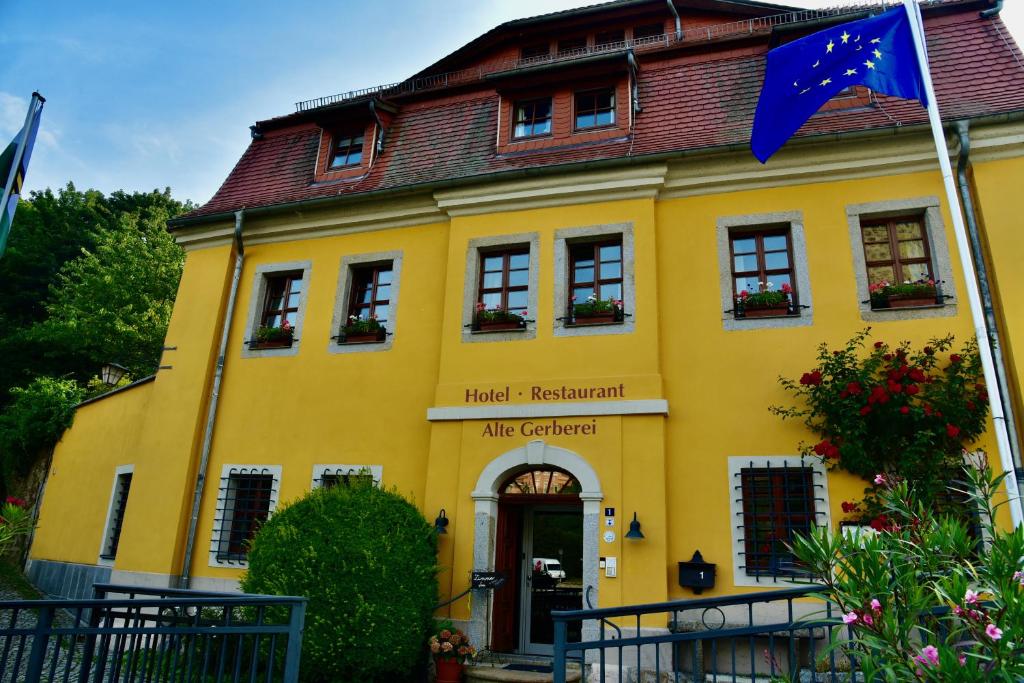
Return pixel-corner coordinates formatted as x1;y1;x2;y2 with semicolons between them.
0;377;84;478
241;483;438;683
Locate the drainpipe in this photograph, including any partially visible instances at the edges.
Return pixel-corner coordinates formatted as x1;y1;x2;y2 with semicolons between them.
179;210;246;588
980;0;1003;18
369;100;386;153
954;121;1023;481
666;0;682;41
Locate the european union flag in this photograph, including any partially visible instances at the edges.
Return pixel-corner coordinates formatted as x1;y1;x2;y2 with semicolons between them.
751;7;927;163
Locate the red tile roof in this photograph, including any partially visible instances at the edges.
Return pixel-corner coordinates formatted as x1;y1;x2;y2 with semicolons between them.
180;6;1024;222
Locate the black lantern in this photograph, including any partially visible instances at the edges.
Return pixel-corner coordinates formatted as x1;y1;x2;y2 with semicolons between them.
434;509;449;535
624;512;645;540
678;550;715;594
101;362;128;387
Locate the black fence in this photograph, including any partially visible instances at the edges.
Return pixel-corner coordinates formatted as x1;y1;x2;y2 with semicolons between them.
0;583;305;682
552;585;863;683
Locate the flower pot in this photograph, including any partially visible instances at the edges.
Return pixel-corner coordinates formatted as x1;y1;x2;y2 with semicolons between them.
435;658;464;683
572;313;618;325
739;302;790;318
343;328;386;343
250;339;292;350
476;320;523;331
885;294;937;308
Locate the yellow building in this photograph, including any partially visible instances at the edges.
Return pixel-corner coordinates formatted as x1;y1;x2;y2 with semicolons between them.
28;0;1024;658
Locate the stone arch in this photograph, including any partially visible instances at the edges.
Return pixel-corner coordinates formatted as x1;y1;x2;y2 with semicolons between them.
468;440;602;650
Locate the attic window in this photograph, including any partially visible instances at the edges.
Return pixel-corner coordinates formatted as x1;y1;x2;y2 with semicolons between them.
513;98;553;139
521;43;551;60
595;29;625;46
329;132;364;169
633;23;664;40
575;89;615;130
558;37;587;55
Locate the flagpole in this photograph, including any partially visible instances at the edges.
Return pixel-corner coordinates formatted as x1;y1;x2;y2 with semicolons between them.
0;93;42;258
902;0;1023;527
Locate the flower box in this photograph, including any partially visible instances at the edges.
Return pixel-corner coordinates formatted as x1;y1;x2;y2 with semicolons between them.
250;324;294;349
740;302;792;318
869;281;938;310
250;339;293;350
342;328;386;344
476;320;524;332
884;294;938;308
572;313;619;325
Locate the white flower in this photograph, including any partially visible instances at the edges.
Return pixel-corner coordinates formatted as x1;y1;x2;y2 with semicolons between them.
766;281;774;289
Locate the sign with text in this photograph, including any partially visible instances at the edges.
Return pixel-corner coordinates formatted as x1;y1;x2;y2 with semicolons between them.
481;418;598;438
471;571;507;590
464;382;626;405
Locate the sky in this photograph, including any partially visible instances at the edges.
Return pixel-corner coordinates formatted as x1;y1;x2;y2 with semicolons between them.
3;1;1022;207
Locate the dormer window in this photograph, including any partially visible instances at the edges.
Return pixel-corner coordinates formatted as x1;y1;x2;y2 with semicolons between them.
521;43;550;60
595;29;625;46
557;37;587;55
329;132;364;169
574;89;615;130
633;23;664;40
513;98;553;139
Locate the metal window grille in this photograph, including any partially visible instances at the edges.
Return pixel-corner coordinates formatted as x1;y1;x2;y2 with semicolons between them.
214;468;278;563
319;468;373;489
100;473;132;560
735;462;825;581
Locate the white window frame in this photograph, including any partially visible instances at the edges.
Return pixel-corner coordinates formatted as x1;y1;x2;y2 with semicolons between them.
716;211;813;332
553;222;636;338
328;251;402;355
241;261;313;359
311;464;383;489
209;464;282;568
727;456;830;588
98;464;134;566
461;233;539;344
846;196;957;321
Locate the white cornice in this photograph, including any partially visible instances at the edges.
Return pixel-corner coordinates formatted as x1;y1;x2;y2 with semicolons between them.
426;399;669;421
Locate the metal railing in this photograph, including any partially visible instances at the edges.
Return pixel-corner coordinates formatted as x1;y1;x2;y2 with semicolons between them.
552;585;862;683
0;583;306;682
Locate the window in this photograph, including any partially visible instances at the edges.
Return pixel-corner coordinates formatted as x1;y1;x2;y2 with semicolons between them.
633;23;664;40
329;132;364;169
100;469;132;561
729;229;797;317
554;223;634;338
574;89;615;130
595;29;625;46
557;37;587;55
513;99;553;138
860;216;933;288
312;465;382;490
479;249;530;316
256;271;303;347
569;240;623;321
212;467;280;565
521;43;550;60
739;466;816;579
343;263;392;342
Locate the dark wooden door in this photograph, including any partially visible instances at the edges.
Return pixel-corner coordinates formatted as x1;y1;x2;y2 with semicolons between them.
490;504;522;652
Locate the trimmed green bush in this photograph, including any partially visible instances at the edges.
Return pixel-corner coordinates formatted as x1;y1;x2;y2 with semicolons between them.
241;482;438;683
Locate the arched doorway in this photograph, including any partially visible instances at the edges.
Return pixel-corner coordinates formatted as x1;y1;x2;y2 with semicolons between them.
469;440;602;656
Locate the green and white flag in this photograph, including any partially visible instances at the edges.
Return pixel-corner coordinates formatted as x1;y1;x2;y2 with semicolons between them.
0;92;45;259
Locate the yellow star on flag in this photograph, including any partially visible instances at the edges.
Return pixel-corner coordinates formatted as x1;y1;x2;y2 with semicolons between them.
864;59;876;70
873;49;883;59
841;31;851;44
870;37;881;44
820;77;832;86
826;40;834;53
844;68;858;76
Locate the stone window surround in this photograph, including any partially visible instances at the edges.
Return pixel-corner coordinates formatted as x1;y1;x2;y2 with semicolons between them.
240;261;313;359
98;464;134;567
846;196;957;321
727;455;830;588
552;222;636;338
461;233;540;344
328;251;403;355
310;464;383;489
716;211;813;332
208;464;282;569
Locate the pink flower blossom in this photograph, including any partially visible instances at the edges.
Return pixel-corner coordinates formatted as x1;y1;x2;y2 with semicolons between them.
862;613;874;626
870;598;882;613
842;612;858;624
959;654;967;666
964;589;979;605
913;645;939;668
1013;570;1024;587
986;624;1003;641
874;474;886;485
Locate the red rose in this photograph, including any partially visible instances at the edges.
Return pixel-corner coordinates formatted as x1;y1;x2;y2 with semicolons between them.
950;354;962;364
860;405;872;416
868;386;890;404
946;424;961;438
883;354;893;361
909;368;926;383
924;346;934;355
869;514;890;531
900;406;910;414
874;341;884;349
887;380;903;394
800;370;823;386
923;404;933;416
905;384;919;395
845;382;862;395
841;501;858;513
967;401;976;411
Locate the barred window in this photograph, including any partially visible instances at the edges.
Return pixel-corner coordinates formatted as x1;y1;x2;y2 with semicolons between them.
213;468;279;564
737;465;820;579
100;472;132;560
319;471;374;489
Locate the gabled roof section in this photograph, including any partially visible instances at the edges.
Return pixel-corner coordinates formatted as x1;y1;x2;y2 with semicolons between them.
412;0;800;79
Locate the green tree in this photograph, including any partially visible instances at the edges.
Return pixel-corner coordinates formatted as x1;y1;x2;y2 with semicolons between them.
0;377;83;479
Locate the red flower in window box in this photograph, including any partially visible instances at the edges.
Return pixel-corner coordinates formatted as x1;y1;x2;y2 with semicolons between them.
341;315;386;344
735;281;792;319
251;321;294;349
571;294;624;325
868;279;939;309
474;303;528;331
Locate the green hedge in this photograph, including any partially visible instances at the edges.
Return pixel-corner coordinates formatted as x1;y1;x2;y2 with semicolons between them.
241;482;438;682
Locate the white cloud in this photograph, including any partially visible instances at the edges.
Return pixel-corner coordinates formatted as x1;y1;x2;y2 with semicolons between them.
0;91;60;150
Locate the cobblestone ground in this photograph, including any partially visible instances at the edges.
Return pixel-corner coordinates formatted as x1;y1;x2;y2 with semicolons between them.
0;586;84;682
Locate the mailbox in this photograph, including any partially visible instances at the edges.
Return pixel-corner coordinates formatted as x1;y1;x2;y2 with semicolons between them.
678;550;715;594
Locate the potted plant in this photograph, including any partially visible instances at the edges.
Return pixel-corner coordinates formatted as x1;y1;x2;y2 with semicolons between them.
341;314;386;343
735;282;792;318
429;622;475;683
571;294;624;325
473;303;527;331
251;320;294;349
869;279;938;309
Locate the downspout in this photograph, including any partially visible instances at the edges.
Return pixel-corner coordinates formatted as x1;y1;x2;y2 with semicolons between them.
179;210;246;588
369;99;386;153
954;121;1023;479
980;0;1003;18
666;0;682;41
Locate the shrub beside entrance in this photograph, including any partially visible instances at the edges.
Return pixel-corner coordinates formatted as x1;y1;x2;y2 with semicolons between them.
241;482;438;682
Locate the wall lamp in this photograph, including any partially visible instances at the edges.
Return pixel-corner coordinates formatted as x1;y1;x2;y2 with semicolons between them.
624;512;645;540
434;509;449;535
101;362;128;387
